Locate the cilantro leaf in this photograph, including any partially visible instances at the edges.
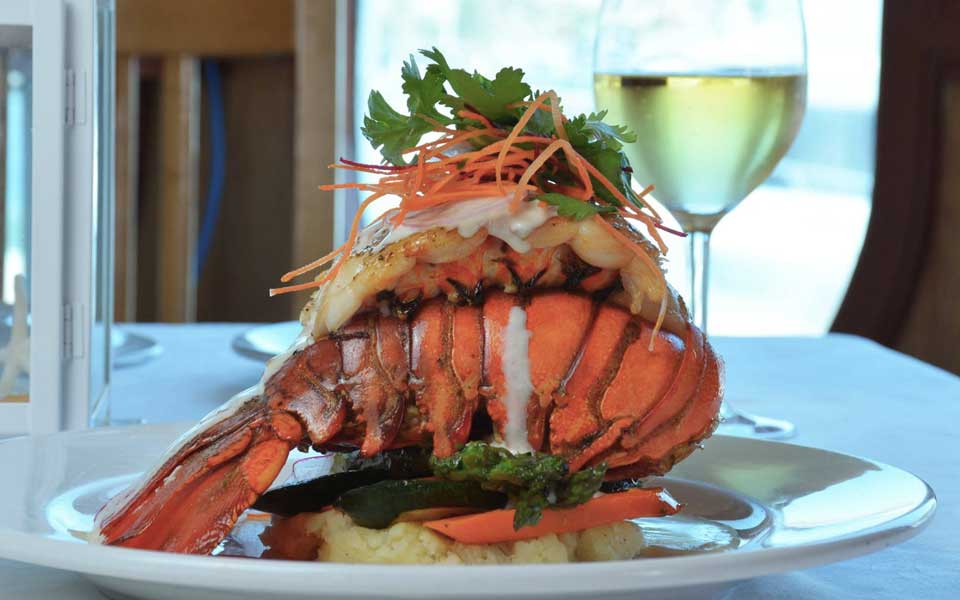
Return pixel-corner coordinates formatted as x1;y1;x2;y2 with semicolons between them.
361;91;434;165
361;54;455;165
361;46;644;208
360;49;455;165
563;110;643;207
424;48;531;123
535;193;617;221
522;88;561;137
566;111;637;151
582;110;637;146
419;46;450;72
401;54;450;125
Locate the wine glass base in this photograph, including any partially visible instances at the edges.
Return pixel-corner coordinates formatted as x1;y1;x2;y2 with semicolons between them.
716;403;796;440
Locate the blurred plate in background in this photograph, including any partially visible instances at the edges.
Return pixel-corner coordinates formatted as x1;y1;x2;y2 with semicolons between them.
111;329;163;369
1;302;160;369
233;321;300;363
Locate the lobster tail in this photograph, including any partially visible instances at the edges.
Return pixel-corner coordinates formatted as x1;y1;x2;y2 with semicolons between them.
97;402;302;553
97;289;720;554
285;290;720;469
96;48;730;556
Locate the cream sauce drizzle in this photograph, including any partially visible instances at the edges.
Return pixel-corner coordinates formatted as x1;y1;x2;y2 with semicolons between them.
369;195;557;254
499;305;534;454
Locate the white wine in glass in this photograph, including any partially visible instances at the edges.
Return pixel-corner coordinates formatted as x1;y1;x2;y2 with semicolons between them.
594;73;806;230
593;0;807;439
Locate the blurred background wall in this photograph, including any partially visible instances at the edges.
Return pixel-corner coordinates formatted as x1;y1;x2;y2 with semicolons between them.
112;0;337;324
108;0;884;334
92;1;959;374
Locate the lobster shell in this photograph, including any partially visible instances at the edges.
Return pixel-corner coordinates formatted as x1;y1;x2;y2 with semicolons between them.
97;288;721;554
269;288;721;474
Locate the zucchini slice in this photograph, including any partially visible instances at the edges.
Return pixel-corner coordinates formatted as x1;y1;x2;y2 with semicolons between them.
335;480;507;529
253;448;432;517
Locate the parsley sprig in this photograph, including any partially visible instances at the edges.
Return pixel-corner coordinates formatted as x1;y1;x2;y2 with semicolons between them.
361;48;646;217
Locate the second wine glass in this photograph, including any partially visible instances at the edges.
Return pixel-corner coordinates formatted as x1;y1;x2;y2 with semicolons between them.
593;0;807;439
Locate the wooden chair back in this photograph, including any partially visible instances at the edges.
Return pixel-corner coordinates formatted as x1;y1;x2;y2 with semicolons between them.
833;2;960;375
114;0;343;323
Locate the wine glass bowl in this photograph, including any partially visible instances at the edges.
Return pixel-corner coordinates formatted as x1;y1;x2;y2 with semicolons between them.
594;72;806;234
593;0;807;439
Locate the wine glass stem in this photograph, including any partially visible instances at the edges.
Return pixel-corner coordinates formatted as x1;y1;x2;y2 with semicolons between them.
688;230;711;332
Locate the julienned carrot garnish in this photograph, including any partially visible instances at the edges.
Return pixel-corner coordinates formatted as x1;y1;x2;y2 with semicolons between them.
495;92;558;192
271;48;684;310
423;488;681;545
457;109;495;130
592;214;669;349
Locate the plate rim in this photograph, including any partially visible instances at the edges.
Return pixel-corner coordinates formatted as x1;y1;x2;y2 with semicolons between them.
0;426;938;596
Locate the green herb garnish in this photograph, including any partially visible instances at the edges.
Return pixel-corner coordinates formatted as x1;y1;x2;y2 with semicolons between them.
360;47;646;212
535;193;618;221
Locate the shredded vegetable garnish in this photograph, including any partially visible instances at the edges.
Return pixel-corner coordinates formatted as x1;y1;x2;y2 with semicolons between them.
269;48;684;327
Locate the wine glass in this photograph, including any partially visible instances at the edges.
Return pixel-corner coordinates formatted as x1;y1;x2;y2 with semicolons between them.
593;0;807;439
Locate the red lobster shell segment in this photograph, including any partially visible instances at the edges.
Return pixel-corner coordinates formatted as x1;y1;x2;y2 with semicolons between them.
97;289;720;554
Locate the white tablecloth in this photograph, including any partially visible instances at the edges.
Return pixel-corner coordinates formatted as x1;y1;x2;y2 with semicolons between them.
1;325;958;599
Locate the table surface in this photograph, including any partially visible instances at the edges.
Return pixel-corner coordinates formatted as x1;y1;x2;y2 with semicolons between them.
2;324;958;599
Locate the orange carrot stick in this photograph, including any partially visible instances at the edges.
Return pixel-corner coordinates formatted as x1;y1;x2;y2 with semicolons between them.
270;191;385;296
424;488;680;545
279;247;343;283
512;139;571;208
268;280;328;297
457;136;551;167
495;92;557;191
423;171;460;197
578;159;667;253
457;109;495;130
592;214;669;339
545;91;568;141
403;128;501;156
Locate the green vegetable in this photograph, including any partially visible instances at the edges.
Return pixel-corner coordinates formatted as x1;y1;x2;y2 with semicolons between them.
252;448;432;517
335;479;506;529
565;110;637;149
421;47;531;123
361;92;425;167
360;48;646;212
430;442;606;530
534;193;617;221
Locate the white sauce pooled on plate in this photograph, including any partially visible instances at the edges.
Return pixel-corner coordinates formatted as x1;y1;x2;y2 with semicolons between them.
499;305;534;454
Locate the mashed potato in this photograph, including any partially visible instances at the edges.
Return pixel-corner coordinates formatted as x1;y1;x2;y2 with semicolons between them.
263;509;646;564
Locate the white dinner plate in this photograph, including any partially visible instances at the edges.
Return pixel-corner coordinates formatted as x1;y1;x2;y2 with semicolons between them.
232;321;301;363
0;425;935;600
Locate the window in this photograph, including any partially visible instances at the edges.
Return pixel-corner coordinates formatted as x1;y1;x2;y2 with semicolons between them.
352;0;882;335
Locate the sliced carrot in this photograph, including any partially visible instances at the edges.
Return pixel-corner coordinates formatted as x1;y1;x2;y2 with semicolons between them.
403;128;501;157
495;92;558;191
423;488;680;545
269;190;385;296
458;109;495;129
545;91;568;141
507;93;568;140
576;159;667;252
